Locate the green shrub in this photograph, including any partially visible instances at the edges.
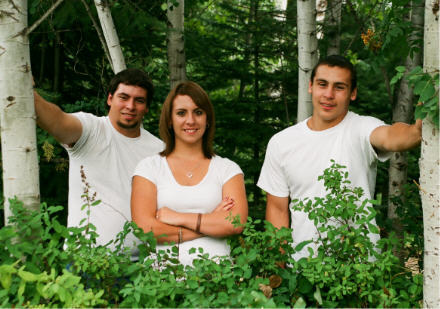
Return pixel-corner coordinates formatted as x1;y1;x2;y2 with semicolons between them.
0;162;422;307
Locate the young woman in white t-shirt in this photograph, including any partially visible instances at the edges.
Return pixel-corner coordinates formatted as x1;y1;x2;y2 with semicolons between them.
131;81;248;266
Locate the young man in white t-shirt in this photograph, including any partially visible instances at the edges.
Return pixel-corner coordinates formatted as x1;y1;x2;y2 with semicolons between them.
34;69;163;258
257;55;422;259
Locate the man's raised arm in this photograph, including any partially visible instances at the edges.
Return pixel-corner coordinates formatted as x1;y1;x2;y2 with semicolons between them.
370;119;422;153
34;90;82;146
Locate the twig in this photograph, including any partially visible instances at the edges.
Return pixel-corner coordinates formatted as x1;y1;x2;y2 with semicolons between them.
80;0;114;72
24;0;65;36
413;179;427;194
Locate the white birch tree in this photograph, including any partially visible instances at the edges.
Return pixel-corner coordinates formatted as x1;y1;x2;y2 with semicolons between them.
93;0;126;73
167;0;187;89
297;0;318;122
0;0;40;223
420;0;439;307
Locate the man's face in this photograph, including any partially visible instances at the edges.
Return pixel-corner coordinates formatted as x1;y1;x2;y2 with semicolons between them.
107;83;149;137
309;65;357;130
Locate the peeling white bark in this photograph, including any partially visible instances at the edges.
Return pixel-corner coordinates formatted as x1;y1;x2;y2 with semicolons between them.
93;0;126;73
297;0;318;122
0;0;40;224
421;0;440;307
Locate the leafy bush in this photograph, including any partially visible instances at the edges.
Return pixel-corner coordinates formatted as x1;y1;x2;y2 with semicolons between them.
0;162;422;307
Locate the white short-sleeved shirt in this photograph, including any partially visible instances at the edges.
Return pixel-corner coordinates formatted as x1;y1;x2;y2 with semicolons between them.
258;111;391;259
133;154;243;266
65;112;163;256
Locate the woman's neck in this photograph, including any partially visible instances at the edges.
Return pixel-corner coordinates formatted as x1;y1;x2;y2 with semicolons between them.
170;142;205;160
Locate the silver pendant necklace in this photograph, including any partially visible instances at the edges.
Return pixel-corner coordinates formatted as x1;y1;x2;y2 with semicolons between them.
186;162;201;178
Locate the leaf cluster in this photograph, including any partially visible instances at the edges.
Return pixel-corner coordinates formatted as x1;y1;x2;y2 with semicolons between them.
0;162;423;307
289;160;423;307
391;66;439;128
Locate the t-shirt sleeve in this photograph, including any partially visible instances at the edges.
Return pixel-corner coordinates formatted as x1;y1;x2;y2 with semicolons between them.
219;157;244;185
360;116;392;163
257;137;289;198
133;156;158;185
64;112;95;157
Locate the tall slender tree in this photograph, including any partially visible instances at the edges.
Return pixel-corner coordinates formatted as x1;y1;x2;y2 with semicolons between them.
387;0;423;241
167;0;187;89
420;0;439;306
93;0;126;73
296;0;318;122
325;0;342;55
0;0;40;223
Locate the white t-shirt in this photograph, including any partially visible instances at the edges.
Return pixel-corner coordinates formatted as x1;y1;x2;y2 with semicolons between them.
257;111;391;259
65;112;163;256
133;154;243;266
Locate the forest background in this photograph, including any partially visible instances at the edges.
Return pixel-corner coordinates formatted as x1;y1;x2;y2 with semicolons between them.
0;0;439;307
1;0;425;244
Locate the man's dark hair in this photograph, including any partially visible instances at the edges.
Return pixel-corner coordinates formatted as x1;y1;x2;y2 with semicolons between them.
107;68;154;107
310;55;357;91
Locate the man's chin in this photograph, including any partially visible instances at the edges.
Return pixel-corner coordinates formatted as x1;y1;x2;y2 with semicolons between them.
116;120;139;130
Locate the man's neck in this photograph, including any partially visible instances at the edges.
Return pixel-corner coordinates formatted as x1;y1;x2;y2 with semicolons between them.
307;112;348;131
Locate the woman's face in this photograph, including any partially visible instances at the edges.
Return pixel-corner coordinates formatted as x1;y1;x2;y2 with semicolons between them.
171;95;207;147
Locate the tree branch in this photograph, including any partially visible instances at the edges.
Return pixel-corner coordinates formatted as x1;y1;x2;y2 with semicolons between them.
80;0;114;72
25;0;65;36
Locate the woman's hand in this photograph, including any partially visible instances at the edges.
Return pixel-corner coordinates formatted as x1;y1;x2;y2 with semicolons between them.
213;196;235;213
156;207;181;226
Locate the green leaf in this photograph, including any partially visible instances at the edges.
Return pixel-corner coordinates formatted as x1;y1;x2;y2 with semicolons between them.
390;73;403;86
293;297;307;308
0;274;11;290
18;268;38;282
419;84;436;102
294;240;313;252
395;66;406;73
367;223;380;234
313;286;323;305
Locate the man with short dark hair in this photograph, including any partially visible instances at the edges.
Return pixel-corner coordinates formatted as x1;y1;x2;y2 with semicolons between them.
258;55;422;259
34;68;163;258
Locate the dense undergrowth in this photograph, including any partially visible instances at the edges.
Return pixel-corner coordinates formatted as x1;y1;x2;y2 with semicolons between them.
0;163;422;308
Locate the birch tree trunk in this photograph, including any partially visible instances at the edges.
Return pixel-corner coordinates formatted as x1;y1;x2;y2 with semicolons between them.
93;0;126;73
420;0;439;306
0;0;40;223
167;0;187;89
325;0;342;56
297;0;318;122
387;0;423;235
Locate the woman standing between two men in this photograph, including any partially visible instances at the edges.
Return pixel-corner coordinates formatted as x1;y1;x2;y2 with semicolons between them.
131;81;248;266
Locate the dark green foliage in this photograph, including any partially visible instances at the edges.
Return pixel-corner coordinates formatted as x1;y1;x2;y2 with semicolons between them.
288;161;423;307
0;164;422;307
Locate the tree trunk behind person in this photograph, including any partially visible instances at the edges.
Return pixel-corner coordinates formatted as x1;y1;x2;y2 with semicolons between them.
420;0;439;307
0;0;40;224
297;0;318;122
167;0;187;89
387;0;423;254
93;0;126;73
252;0;262;208
238;0;255;101
325;0;342;56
